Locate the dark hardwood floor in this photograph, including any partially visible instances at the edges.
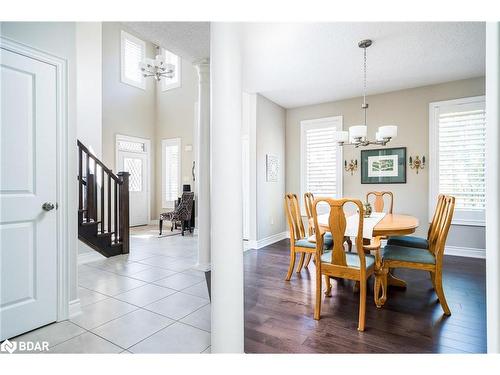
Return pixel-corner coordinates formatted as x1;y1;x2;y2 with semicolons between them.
244;239;486;353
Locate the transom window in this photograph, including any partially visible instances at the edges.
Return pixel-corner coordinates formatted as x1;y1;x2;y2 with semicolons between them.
429;96;486;226
161;48;181;91
120;30;146;90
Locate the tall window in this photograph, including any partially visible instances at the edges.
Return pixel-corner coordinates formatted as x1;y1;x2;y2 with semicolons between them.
120;30;146;90
162;138;181;208
161;48;181;91
429;96;486;226
300;116;343;212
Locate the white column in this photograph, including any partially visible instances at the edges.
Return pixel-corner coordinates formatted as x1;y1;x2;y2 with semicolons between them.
210;23;244;353
194;59;211;271
486;22;500;354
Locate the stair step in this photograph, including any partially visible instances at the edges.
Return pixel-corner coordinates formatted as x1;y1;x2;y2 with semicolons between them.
80;220;101;227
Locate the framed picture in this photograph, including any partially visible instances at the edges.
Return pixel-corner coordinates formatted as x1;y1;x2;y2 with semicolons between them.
266;154;279;182
361;147;406;184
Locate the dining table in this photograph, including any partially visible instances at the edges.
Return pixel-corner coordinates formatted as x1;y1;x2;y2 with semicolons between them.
316;212;419;305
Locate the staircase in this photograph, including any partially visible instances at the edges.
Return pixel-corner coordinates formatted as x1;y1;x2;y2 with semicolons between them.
78;140;130;258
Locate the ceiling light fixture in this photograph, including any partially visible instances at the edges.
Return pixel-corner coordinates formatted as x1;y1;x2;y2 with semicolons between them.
335;39;397;147
140;46;175;81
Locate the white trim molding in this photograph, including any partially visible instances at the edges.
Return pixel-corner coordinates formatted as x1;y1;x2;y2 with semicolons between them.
445;246;486;259
68;300;82;318
246;231;289;250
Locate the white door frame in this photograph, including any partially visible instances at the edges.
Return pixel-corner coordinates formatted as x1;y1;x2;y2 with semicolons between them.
115;134;151;225
0;37;71;322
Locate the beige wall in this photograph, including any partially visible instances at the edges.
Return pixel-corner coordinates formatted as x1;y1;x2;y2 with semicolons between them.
154;58;198;218
256;94;287;240
285;77;486;249
101;22;157;220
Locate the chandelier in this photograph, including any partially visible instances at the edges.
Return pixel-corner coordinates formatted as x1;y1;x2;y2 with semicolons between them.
335;39;397;147
140;47;175;81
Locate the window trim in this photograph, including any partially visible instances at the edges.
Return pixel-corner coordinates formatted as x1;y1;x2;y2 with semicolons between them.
161;48;181;92
120;30;146;90
161;138;182;209
429;95;486;227
300;116;343;215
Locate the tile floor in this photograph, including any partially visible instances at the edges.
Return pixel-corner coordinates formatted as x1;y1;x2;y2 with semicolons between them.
12;226;211;354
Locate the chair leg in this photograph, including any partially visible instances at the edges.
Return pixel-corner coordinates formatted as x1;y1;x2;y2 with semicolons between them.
171;221;174;232
314;258;322;320
159;219;163;236
285;249;297;281
358;279;367;331
345;237;352;252
324;275;332;297
304;253;312;268
434;273;451;316
296;253;306;273
429;271;436;290
181;221;185;236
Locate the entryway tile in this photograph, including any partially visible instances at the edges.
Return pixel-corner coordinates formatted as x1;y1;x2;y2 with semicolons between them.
162;258;197;272
181;281;210;300
144;292;209;320
12;321;86;348
180;304;211;332
79;273;147;296
153;273;204;291
129;266;178;282
49;332;122;353
91;309;174;349
128;322;210;353
98;261;152;277
78;287;109;307
70;298;138;330
114;284;176;307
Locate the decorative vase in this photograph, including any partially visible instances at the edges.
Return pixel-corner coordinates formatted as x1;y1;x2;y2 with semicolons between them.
364;202;372;218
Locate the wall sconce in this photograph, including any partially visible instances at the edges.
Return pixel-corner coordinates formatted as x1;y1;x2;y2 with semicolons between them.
344;159;358;175
409;155;425;174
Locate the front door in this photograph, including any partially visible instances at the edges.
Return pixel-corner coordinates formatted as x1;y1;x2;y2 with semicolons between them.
0;43;58;340
117;143;149;227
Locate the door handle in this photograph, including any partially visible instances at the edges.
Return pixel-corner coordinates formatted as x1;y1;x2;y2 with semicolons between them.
42;202;55;211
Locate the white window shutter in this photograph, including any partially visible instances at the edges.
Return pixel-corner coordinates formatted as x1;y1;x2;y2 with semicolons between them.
121;31;146;89
162;139;181;208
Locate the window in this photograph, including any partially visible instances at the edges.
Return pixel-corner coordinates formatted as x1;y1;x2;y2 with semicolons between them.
162;138;181;208
161;48;181;91
429;96;486;226
300;116;343;213
120;30;146;89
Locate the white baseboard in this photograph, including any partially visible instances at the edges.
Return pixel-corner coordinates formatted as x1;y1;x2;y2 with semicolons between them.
149;219;159;225
68;299;82;318
445;245;485;259
247;231;289;250
78;251;105;264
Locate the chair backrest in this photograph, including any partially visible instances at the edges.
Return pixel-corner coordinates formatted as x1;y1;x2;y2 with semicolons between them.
429;195;455;260
311;197;370;271
366;191;394;213
284;193;306;242
427;194;445;241
304;192;315;236
178;192;195;218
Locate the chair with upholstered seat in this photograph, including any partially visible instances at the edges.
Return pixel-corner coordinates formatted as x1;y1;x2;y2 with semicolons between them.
159;192;194;236
284;193;333;280
380;195;455;315
311;198;382;331
387;194;444;249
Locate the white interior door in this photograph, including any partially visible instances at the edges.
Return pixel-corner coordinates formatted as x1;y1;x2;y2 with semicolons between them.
117;150;149;226
0;45;58;340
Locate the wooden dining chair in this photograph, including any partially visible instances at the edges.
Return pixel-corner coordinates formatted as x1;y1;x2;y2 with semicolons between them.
304;192;353;257
311;198;382;331
284;193;333;280
380;195;455;315
387;194;445;249
366;191;394;213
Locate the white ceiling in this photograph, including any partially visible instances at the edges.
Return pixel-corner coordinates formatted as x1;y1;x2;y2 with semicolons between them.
242;22;485;108
122;22;210;62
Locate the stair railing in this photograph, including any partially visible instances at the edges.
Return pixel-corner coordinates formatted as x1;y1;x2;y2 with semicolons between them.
77;140;129;254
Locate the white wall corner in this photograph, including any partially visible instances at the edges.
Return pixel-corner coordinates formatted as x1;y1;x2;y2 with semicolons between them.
68;299;82;318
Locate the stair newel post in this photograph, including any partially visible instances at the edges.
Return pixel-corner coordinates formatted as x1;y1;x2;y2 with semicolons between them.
117;172;130;254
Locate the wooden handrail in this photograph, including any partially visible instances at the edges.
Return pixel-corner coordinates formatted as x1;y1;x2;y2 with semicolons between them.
77;139;129;256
